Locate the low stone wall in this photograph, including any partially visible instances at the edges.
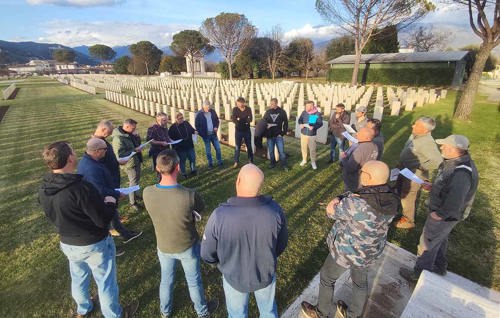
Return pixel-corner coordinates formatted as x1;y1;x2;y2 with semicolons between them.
2;83;16;100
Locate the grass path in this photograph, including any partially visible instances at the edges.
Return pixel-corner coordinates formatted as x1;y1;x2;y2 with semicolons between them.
0;77;498;317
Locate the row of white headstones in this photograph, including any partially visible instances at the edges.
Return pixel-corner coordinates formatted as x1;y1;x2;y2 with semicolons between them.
2;83;16;100
53;74;447;152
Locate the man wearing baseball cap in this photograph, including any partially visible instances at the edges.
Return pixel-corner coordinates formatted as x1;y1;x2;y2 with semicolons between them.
353;106;368;132
400;134;479;282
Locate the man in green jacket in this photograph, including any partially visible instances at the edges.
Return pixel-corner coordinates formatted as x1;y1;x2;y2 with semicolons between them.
395;117;442;229
112;118;143;211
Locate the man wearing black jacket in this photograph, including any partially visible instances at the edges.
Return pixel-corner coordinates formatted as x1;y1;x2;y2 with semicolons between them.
231;97;253;168
38;141;137;318
263;98;288;170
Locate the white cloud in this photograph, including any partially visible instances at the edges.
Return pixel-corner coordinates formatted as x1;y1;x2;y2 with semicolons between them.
27;0;123;7
37;20;196;47
283;24;342;42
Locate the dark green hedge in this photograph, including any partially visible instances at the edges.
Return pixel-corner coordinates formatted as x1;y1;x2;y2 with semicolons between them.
327;63;456;86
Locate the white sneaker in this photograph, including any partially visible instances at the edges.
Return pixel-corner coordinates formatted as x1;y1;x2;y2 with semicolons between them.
300;160;307;166
311;161;317;170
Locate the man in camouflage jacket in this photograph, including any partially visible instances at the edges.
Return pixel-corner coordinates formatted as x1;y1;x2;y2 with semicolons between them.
302;160;400;318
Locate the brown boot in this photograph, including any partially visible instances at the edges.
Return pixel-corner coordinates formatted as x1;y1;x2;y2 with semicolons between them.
395;216;415;229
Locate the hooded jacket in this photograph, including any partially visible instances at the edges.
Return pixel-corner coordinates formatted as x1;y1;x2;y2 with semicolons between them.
327;185;399;268
38;173;115;246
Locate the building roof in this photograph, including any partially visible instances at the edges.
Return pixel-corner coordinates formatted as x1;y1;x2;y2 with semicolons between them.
327;51;469;64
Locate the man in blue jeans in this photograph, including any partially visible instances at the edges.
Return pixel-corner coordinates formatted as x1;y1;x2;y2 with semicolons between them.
143;150;218;318
231;97;253;168
38;141;138;318
201;164;288;317
263;98;288;170
195;100;223;168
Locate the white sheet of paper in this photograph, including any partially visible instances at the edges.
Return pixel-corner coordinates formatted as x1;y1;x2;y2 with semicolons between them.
192;134;198;144
138;139;153;149
399;168;425;184
193;210;202;222
390;168;400;181
343;124;357;134
342;131;358;144
167;139;182;145
118;151;136;162
115;185;140;195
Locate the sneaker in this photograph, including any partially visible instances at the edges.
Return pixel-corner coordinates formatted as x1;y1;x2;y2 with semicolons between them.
283;166;289;171
122;299;139;318
109;229;120;237
191;170;198;176
269;162;276;169
218;162;224;167
395;216;415;229
300;301;320;318
233;162;238;168
399;267;420;283
122;231;142;244
200;298;219;317
300;160;307;166
311;161;317;170
335;300;348;318
116;248;125;257
208;164;214;169
328;158;335;164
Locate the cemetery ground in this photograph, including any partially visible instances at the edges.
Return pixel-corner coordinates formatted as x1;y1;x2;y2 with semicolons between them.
0;77;498;317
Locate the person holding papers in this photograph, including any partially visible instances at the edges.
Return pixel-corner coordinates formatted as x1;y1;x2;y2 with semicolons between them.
147;112;172;171
168;112;198;178
328;103;350;164
143;149;219;318
395;117;442;229
78;138;142;244
400;135;478;282
301;161;399;318
112;118;144;211
340;127;379;191
298;100;323;170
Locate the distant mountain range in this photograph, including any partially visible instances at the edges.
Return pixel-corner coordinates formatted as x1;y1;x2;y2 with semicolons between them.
1;39;329;66
0;40;98;65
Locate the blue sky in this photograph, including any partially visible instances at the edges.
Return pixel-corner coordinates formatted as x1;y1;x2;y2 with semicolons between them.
0;0;489;52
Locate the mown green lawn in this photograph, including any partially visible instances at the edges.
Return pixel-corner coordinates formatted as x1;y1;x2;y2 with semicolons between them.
0;77;498;317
